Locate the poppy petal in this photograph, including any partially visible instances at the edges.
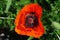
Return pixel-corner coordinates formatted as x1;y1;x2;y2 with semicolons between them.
15;3;45;38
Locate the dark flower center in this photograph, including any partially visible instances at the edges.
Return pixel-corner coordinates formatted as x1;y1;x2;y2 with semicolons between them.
25;14;39;28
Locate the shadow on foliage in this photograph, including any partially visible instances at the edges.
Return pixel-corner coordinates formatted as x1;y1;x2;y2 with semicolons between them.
37;0;51;12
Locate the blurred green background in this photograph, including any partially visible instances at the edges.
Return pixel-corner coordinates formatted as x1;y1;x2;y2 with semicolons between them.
0;0;60;40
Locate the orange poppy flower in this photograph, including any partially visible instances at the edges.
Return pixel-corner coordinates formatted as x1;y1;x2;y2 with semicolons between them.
15;3;45;38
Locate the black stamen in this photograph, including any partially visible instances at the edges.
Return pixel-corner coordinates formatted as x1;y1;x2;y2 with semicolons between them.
25;14;39;28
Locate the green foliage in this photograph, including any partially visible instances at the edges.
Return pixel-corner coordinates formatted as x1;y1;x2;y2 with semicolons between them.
5;0;12;13
52;21;60;30
0;0;60;40
27;36;34;40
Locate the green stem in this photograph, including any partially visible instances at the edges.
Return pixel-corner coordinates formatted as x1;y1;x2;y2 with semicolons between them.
56;34;60;40
54;31;60;40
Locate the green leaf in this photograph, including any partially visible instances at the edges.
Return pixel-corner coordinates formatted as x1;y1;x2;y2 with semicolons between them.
5;0;12;13
0;19;2;24
56;30;60;35
20;0;31;5
10;26;14;31
52;21;60;30
27;36;34;40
